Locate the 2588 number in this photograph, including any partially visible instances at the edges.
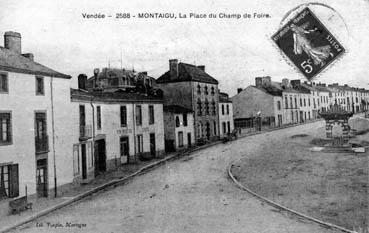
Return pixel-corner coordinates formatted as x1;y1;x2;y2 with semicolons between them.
116;13;130;19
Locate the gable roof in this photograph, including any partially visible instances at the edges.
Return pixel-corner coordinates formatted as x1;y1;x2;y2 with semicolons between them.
156;62;218;84
0;47;70;79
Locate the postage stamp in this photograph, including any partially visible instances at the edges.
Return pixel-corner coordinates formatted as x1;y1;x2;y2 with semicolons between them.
272;7;345;81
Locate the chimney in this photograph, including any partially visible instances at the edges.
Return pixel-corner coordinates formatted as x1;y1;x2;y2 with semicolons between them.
281;78;290;88
290;79;301;88
237;88;243;94
197;65;205;71
78;74;87;90
22;53;34;61
4;31;21;53
141;71;148;76
255;77;262;87
169;59;178;79
261;76;271;86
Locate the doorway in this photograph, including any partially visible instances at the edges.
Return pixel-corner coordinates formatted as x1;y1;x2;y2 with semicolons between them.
150;133;156;157
206;122;210;140
36;159;48;197
187;133;192;147
81;144;87;179
94;139;106;176
120;136;129;164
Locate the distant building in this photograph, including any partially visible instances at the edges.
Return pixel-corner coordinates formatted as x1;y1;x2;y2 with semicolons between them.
0;31;72;198
70;82;165;182
163;105;194;151
157;59;219;143
232;77;283;129
218;92;234;137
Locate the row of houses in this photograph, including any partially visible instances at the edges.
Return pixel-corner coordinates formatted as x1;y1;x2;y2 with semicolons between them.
0;31;368;201
232;76;369;130
0;31;233;199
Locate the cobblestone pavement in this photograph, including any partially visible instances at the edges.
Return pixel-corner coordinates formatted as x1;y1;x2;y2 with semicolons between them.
14;121;337;233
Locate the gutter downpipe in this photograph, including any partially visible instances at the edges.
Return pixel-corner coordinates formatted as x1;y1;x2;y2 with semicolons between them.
132;102;136;163
90;97;95;175
50;77;57;198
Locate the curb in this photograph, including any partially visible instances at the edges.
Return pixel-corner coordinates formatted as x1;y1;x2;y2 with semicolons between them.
1;141;223;233
227;158;358;233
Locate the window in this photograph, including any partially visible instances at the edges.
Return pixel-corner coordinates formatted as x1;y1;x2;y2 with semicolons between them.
175;116;180;127
0;164;19;198
183;113;187;126
178;131;183;147
0;112;12;144
120;106;127;127
290;96;293;108
149;105;154;124
35;76;44;95
0;73;8;93
204;86;209;95
205;100;209;115
212;101;216;115
226;104;229;114
300;98;302;107
277;101;281;110
213;121;217;135
137;135;143;154
304;98;306;106
73;144;80;175
285;96;288;108
135;105;142;126
222;104;225;115
294;97;297;108
227;121;231;133
197;99;202;116
97;106;101;130
197;84;201;94
308;99;311;106
211;86;215;95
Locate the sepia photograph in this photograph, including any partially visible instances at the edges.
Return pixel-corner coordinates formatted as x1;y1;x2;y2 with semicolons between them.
0;0;368;232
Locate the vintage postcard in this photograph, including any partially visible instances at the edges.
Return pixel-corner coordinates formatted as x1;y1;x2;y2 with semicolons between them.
0;0;368;233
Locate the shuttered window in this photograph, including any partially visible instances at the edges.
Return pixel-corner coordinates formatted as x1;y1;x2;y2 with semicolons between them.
0;164;18;198
0;112;12;145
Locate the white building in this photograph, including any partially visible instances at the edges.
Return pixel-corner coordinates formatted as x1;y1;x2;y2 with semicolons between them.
70;87;165;182
0;31;72;198
219;92;234;137
163;105;195;151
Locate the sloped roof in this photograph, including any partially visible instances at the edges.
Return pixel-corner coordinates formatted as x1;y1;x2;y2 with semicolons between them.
163;105;193;113
156;62;218;84
71;88;163;103
0;46;70;79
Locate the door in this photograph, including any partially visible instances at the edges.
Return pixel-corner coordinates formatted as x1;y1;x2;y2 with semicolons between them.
150;133;156;157
206;122;210;140
36;159;48;197
94;139;106;176
120;137;129;164
187;133;191;147
81;144;87;179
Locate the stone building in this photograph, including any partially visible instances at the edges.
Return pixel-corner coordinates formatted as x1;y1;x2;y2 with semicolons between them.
163;105;195;151
70;84;165;182
218;92;234;137
156;59;219;143
0;31;72;198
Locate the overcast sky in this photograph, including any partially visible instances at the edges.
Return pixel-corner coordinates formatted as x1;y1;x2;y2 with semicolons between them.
1;0;368;95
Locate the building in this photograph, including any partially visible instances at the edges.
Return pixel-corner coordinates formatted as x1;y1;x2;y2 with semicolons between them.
163;105;195;151
232;77;283;130
156;59;219;143
218;92;234;137
0;31;72;198
70;79;165;182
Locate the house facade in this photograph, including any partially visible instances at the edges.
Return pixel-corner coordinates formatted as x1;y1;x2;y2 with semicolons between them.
219;92;234;137
0;31;73;198
157;59;220;143
70;87;165;182
163;105;195;151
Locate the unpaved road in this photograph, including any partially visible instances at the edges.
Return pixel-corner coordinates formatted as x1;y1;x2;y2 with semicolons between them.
15;121;337;233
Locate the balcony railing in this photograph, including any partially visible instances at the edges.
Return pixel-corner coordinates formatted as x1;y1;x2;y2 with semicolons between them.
35;136;49;153
79;125;92;140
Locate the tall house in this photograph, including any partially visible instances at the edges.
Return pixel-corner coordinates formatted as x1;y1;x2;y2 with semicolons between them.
156;59;219;142
0;31;72;198
219;92;234;137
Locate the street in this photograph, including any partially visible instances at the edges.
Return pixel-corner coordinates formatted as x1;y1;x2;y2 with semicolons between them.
15;121;336;233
